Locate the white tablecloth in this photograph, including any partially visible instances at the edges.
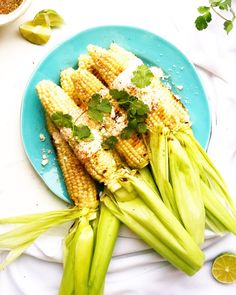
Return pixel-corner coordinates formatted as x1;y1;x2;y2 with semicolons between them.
0;0;236;294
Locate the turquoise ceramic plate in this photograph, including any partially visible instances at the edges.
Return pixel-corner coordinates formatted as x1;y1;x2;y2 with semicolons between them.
21;26;211;204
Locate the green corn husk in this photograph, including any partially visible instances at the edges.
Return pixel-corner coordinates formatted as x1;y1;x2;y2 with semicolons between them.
74;217;95;295
88;204;120;295
176;129;236;234
59;206;119;295
104;173;205;275
59;220;79;295
148;129;205;245
138;166;160;195
168;135;205;245
0;207;85;270
148;129;179;216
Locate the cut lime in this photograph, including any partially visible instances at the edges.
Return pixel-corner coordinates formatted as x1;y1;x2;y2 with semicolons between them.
33;9;64;28
212;253;236;284
19;21;51;45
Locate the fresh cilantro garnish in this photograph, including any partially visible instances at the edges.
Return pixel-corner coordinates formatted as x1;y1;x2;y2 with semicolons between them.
51;112;73;128
131;64;154;88
195;1;235;33
72;125;91;140
51;112;91;141
88;93;112;121
109;89;149;139
102;136;118;150
120;127;135;140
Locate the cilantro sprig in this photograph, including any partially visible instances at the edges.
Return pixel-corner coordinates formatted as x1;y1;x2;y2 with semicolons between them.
102;136;118;150
109;89;149;139
51;111;91;140
131;64;154;88
88;94;112;121
195;0;235;33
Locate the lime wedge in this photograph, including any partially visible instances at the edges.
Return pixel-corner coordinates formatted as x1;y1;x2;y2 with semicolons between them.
33;9;64;28
19;21;51;45
212;253;236;284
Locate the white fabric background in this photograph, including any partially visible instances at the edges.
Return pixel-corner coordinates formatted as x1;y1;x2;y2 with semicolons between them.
0;0;236;294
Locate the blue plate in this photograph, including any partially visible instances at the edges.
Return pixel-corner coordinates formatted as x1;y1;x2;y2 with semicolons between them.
21;26;211;204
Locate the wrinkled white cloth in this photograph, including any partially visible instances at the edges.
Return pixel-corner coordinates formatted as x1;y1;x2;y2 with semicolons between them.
0;0;236;294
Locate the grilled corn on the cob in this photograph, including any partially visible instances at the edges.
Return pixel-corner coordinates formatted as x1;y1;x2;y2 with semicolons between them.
87;43;236;243
36;79;205;275
70;68;149;169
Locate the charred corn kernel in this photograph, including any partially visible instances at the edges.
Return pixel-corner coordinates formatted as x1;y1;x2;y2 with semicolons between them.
46;116;98;209
36;80;118;183
88;44;125;88
60;68;79;103
116;135;148;169
78;54;104;83
78;54;94;71
71;69;105;104
71;68;149;169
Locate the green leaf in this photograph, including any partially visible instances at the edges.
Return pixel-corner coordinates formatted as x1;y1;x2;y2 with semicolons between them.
210;0;222;7
218;0;231;11
109;89;129;101
224;20;233;33
88;94;112;122
102;136;118;150
198;6;210;14
97;99;112;113
88;109;103;122
51;112;73;128
73;125;91;140
120;128;135;139
137;123;148;134
195;16;208;30
205;12;212;23
131;65;154;88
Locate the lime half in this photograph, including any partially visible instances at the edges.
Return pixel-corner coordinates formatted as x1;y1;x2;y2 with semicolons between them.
19;21;51;45
212;253;236;284
33;9;64;28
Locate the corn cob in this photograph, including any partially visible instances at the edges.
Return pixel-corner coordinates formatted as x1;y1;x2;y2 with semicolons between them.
37;80;118;184
46;115;98;209
36;79;205;275
109;43;137;68
88;43;236;241
46;117;119;295
71;68;149;169
60;68;78;102
78;54;105;83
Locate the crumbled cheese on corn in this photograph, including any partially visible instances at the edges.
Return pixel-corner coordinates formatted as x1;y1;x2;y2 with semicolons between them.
112;60;166;110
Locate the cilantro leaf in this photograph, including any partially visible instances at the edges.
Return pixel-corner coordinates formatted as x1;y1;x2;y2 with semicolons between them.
224;20;233;33
102;136;118;150
88;94;112;122
198;6;210;13
131;65;154;88
205;12;212;22
218;0;231;10
137;123;148;134
51;112;73;128
88;109;103;121
120;127;135;140
109;89;129;101
73;125;91;140
97;99;112;113
195;16;208;30
197;1;234;33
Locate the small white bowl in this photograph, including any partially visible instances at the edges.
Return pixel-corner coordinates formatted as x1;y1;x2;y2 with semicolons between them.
0;0;32;26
